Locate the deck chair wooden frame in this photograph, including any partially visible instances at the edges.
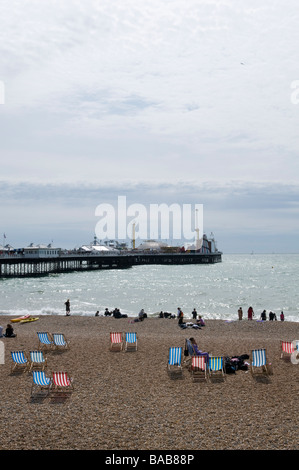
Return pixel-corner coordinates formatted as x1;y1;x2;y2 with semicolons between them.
29;350;47;372
250;348;269;376
37;331;54;350
191;355;207;382
208;356;225;380
167;347;183;378
110;332;123;351
52;333;70;350
31;371;52;397
11;351;29;373
124;332;137;351
51;371;73;394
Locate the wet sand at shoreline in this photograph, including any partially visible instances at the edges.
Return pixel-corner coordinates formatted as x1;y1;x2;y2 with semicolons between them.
0;315;298;451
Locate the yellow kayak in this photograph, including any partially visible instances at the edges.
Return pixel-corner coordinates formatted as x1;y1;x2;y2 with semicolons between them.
20;317;39;324
11;315;31;323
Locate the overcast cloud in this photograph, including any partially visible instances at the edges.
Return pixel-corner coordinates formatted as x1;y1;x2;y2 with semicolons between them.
0;0;299;252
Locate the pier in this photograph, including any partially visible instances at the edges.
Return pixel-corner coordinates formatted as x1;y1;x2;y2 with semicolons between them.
0;251;222;277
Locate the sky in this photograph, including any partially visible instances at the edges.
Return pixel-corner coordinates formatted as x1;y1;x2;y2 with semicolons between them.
0;0;299;253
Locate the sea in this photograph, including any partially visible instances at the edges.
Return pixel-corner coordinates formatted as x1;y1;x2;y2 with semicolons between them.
0;254;298;322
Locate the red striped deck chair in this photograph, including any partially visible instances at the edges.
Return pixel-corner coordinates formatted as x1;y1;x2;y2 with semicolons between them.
110;332;123;351
51;371;73;393
280;341;294;359
191;355;207;382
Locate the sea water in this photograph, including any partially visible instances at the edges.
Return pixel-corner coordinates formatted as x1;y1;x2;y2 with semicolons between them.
0;254;298;322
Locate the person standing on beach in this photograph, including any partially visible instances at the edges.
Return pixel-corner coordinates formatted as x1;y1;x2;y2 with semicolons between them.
192;308;197;319
238;307;243;320
247;306;254;320
65;299;70;316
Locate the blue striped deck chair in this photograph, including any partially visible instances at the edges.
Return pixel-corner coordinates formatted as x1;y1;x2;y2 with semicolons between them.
11;351;29;373
250;348;269;375
208;356;225;380
37;331;54;350
29;350;47;371
31;371;52;397
125;332;137;351
52;333;69;350
167;347;183;378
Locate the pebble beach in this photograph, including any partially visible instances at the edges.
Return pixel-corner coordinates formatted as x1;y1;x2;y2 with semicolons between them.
0;314;298;451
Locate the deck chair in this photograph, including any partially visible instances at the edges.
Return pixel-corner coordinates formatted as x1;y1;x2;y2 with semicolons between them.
280;341;294;359
110;332;123;351
191;355;207;382
37;331;54;350
167;347;183;378
51;371;73;394
124;332;137;351
29;350;47;371
31;371;51;397
208;356;225;380
250;348;269;375
11;351;29;373
52;333;70;350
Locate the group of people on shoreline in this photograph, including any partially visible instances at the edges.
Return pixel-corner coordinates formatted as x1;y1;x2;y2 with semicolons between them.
238;306;285;322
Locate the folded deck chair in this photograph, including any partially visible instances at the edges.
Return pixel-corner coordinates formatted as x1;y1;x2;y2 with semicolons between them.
124;332;137;351
31;371;51;397
29;350;47;371
52;333;70;350
167;347;183;378
208;356;225;380
280;341;294;359
11;351;29;373
51;371;73;393
191;355;207;382
250;348;269;375
110;332;123;351
37;331;54;350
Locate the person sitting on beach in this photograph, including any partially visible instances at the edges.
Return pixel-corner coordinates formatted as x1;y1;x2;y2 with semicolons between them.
138;309;147;320
104;308;111;316
196;315;205;327
189;337;209;361
4;324;16;337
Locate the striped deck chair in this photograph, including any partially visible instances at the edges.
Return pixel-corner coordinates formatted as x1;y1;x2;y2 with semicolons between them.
31;371;51;397
124;332;137;351
29;350;47;371
37;331;54;350
250;348;269;375
191;355;207;382
208;356;225;380
11;351;29;373
51;371;73;393
52;333;69;350
280;341;294;359
110;332;123;351
167;347;183;378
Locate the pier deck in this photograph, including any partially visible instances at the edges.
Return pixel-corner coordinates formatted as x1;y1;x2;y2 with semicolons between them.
0;252;222;277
